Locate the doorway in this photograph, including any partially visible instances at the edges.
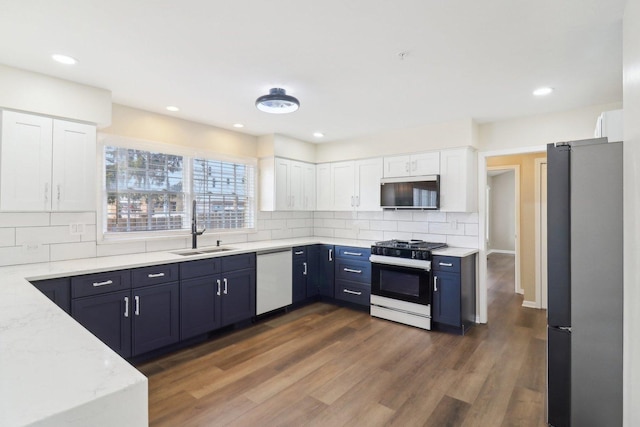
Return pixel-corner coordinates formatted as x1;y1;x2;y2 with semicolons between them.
486;166;521;295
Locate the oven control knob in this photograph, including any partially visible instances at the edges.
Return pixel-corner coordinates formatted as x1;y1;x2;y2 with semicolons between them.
382;248;389;256
395;249;402;256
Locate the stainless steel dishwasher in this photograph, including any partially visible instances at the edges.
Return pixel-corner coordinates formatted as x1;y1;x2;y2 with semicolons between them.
256;248;292;315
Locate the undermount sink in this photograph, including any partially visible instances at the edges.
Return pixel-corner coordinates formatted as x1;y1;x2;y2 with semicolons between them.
172;247;234;256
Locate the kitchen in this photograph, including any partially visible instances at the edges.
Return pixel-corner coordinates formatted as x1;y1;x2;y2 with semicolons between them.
1;1;639;426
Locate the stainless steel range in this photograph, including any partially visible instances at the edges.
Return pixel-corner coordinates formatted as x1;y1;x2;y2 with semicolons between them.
370;239;446;330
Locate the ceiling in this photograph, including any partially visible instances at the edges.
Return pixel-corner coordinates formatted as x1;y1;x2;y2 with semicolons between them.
0;0;626;143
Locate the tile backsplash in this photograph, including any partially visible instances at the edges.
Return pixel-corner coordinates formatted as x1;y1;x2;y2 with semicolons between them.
0;209;477;267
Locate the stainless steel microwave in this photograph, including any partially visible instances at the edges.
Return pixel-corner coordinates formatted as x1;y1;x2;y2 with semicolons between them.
380;175;440;209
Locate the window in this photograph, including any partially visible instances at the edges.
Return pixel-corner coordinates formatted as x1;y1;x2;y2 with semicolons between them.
102;143;256;237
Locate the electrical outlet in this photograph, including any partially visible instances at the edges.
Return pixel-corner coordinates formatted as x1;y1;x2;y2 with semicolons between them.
69;223;86;235
22;242;41;253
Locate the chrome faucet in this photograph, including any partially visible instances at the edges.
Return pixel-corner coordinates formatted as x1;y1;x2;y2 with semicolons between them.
191;199;206;249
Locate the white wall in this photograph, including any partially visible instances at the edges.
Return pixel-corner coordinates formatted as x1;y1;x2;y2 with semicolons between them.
316;118;476;163
488;172;515;252
0;65;112;126
478;102;622;151
623;0;640;424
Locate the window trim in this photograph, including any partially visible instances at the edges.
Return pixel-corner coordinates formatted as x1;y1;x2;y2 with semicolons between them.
97;134;258;243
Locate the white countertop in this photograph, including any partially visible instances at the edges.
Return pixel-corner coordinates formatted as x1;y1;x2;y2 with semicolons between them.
0;236;476;426
432;246;479;257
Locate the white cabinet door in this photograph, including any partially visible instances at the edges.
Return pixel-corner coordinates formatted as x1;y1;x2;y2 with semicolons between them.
52;120;96;211
289;160;304;210
383;155;411;177
411;152;440;176
354;158;383;211
440;147;477;212
316;163;332;211
302;163;316;210
0;110;53;211
330;161;355;211
274;158;291;210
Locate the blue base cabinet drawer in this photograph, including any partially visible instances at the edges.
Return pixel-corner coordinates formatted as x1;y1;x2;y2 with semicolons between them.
335;259;371;283
335;246;371;260
334;280;370;306
132;264;179;288
71;270;131;298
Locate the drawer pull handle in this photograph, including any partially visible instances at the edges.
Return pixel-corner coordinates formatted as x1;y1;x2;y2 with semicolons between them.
344;251;362;256
147;272;165;278
343;289;362;296
294;251;304;255
344;268;362;274
124;297;129;317
93;280;113;287
134;296;140;316
439;262;453;267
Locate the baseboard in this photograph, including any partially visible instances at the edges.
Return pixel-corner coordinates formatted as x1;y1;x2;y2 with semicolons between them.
487;249;516;255
516;288;524;295
522;300;540;309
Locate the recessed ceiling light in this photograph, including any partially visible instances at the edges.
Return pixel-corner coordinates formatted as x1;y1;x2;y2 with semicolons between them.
51;54;77;65
233;123;244;128
533;87;554;96
313;132;324;138
166;106;180;112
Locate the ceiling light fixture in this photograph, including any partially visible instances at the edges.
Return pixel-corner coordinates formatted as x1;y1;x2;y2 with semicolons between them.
51;54;77;65
533;87;554;96
313;132;324;138
166;106;180;112
255;88;300;114
233;123;244;128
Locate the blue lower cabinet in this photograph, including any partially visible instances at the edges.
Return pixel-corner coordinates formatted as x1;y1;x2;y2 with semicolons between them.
31;278;71;314
432;254;476;334
180;276;220;340
219;268;256;327
432;271;462;327
132;282;180;356
72;290;132;358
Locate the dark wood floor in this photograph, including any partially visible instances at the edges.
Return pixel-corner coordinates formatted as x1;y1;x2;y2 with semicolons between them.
137;253;547;426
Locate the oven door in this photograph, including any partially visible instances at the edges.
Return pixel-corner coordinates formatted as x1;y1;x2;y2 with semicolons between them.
371;262;431;305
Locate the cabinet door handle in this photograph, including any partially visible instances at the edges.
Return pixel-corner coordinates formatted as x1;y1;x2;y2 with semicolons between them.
438;262;453;267
294;251;304;255
412;160;417;171
405;162;410;173
223;278;228;295
344;268;362;274
434;276;438;292
343;289;362;296
124;296;129;318
57;184;61;201
92;280;113;287
44;183;49;204
355;196;360;207
351;196;354;207
303;262;307;275
328;249;333;261
147;272;165;278
134;295;140;315
343;251;362;256
216;279;221;296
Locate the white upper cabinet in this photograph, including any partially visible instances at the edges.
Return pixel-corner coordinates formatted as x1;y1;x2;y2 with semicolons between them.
317;158;383;211
52;120;96;211
0;110;96;211
354;157;383;211
439;147;477;212
383;152;439;177
259;157;316;211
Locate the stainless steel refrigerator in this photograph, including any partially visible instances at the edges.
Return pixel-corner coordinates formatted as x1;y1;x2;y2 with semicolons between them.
547;138;623;426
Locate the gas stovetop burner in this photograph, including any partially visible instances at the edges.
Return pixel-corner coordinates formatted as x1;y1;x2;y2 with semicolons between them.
373;239;447;251
371;239;447;259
